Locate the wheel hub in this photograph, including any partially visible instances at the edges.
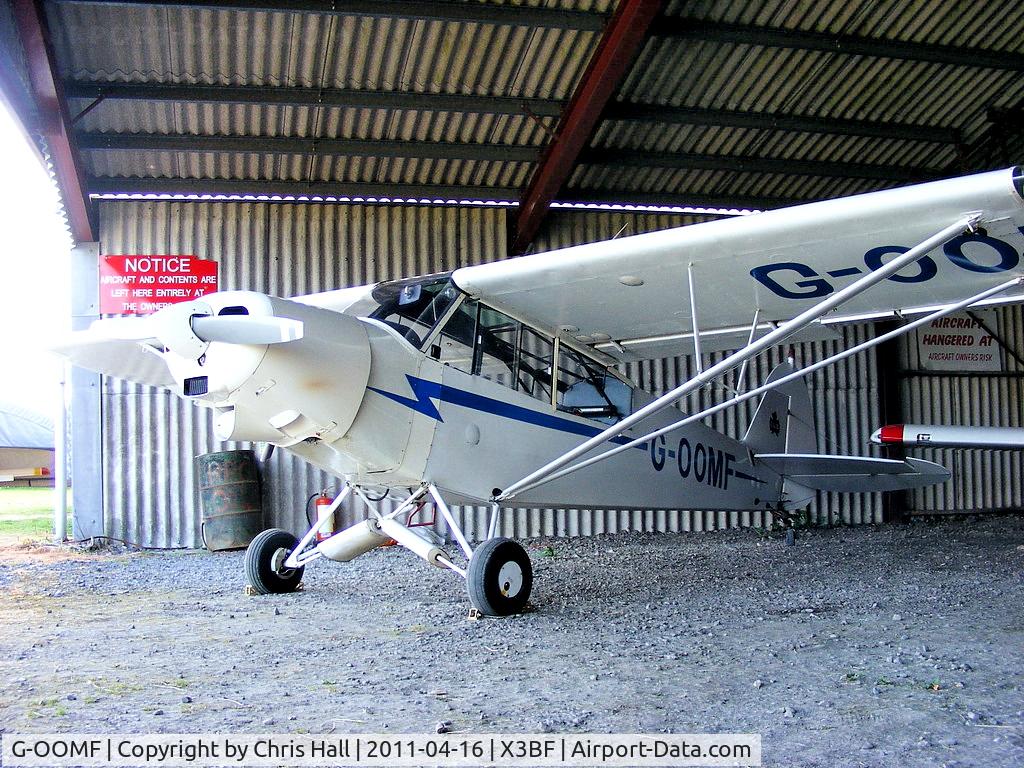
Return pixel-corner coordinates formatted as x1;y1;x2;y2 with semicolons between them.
497;561;524;597
270;547;294;576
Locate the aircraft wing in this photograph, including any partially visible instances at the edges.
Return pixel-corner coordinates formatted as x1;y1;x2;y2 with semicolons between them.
453;167;1024;361
872;423;1024;448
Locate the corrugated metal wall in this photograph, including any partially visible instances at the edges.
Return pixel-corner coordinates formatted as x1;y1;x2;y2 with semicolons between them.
900;306;1024;514
98;201;893;547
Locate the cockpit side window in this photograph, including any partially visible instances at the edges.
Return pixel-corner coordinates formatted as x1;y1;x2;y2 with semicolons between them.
473;306;519;389
432;298;478;371
517;327;554;403
430;298;631;421
556;345;632;424
433;302;554;401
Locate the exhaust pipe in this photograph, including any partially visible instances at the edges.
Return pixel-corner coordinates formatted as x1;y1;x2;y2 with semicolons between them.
315;519;389;562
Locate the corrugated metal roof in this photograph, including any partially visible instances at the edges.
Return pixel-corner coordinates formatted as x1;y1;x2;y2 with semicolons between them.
39;0;1024;216
47;4;600;96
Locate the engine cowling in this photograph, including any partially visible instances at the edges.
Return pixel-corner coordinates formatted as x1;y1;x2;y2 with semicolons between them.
163;292;371;446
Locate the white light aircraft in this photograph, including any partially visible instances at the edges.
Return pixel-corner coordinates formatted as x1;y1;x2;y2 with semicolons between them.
56;167;1024;615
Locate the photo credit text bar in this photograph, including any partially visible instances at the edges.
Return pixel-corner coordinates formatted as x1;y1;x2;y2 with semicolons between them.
2;733;761;767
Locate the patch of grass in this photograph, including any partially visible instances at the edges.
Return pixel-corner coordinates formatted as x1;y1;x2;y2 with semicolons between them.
154;678;190;690
28;698;68;719
87;678;144;697
0;487;72;539
0;487;68;515
0;517;53;537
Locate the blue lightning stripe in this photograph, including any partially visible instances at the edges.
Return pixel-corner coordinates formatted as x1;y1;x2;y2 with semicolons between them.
368;375;444;421
369;375;646;449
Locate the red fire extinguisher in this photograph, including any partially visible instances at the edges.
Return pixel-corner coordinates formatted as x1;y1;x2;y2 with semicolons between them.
314;491;336;542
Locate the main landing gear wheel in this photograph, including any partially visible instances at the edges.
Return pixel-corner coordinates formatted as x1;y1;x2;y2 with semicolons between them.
466;537;533;616
245;529;304;594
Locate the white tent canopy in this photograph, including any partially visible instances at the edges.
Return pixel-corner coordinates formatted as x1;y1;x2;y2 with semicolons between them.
0;400;53;450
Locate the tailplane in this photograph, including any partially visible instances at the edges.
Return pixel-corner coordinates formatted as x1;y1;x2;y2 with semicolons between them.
744;361;949;509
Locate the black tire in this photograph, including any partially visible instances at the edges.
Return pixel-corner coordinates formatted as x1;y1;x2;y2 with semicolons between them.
244;529;304;594
466;538;533;616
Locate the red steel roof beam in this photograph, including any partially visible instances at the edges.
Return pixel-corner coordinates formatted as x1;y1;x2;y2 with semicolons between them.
12;0;95;243
511;0;664;254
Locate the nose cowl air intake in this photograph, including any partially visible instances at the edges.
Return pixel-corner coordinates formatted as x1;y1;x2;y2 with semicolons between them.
208;296;372;445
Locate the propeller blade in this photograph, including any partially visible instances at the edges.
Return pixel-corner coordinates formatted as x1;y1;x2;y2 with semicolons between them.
89;316;158;341
191;315;304;345
51;332;175;388
89;302;302;360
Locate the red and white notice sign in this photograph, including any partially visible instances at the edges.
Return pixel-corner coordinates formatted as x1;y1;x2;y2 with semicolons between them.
915;309;1003;372
99;255;219;315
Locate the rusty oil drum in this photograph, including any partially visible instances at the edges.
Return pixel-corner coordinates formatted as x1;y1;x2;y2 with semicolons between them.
195;449;264;551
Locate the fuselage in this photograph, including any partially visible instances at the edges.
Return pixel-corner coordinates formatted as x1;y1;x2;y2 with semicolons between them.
168;281;785;513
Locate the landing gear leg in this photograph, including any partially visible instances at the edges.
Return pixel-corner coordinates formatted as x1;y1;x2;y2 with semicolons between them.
356;483;533;616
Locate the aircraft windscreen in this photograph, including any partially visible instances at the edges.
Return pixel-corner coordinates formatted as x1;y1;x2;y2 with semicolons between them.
369;274;458;347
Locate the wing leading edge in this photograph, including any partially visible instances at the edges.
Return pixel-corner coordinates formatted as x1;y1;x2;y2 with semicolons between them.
453;168;1024;361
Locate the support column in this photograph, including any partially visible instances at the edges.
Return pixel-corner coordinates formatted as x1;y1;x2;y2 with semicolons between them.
53;361;67;542
875;319;906;523
70;241;103;539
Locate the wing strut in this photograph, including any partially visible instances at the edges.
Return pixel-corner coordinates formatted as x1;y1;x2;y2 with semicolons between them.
495;215;982;501
687;262;704;372
499;275;1023;497
734;308;761;393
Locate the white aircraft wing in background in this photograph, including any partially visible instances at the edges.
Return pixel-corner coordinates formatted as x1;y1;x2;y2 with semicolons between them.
453;167;1024;361
872;424;1024;449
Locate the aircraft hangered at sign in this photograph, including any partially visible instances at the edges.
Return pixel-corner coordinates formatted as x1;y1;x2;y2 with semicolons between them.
56;167;1024;615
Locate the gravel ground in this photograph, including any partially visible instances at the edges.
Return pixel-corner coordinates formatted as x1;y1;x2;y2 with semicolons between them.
0;516;1022;767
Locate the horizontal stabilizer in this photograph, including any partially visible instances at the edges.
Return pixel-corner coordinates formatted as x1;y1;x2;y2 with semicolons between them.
50;332;175;388
755;453;950;492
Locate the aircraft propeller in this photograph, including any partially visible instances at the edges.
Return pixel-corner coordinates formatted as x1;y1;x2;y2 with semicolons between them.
91;301;304;359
